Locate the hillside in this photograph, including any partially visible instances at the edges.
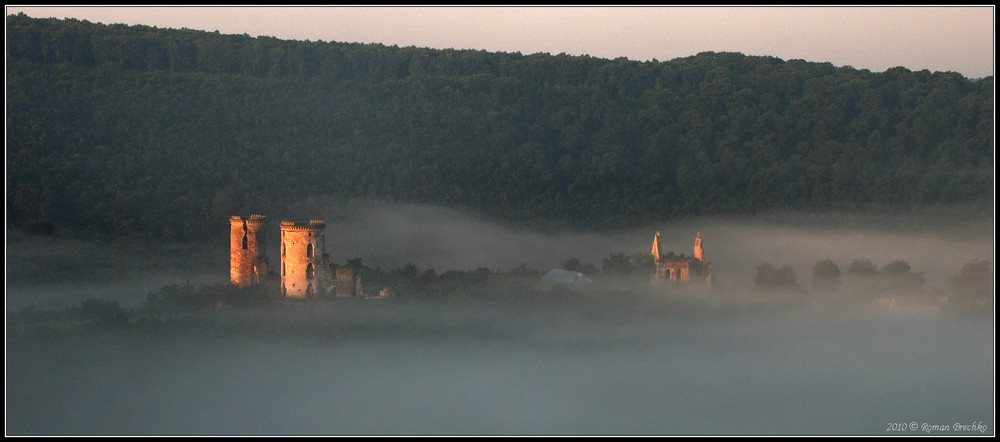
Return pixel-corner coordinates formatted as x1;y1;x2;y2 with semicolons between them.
6;14;994;242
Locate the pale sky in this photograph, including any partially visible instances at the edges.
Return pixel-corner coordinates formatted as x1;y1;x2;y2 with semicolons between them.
6;6;995;78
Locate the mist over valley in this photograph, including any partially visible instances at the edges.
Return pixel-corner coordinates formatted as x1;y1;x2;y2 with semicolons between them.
6;202;994;435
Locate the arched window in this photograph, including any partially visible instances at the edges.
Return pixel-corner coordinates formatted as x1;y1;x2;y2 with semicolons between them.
307;243;313;258
242;233;248;250
306;263;314;280
282;242;286;257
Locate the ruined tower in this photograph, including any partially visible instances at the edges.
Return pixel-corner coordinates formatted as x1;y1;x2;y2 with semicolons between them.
651;231;663;261
693;230;704;261
280;220;327;298
230;215;268;287
650;230;712;286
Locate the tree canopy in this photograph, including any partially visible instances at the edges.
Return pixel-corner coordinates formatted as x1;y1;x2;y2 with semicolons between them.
7;14;994;243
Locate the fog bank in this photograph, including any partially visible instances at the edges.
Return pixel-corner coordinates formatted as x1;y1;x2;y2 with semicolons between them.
6;200;993;310
5;200;994;435
309;199;992;292
6;302;994;435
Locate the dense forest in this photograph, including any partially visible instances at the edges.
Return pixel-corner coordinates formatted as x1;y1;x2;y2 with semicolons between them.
7;14;994;243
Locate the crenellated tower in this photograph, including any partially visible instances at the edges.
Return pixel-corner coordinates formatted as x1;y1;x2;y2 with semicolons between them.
280;220;328;298
230;215;268;286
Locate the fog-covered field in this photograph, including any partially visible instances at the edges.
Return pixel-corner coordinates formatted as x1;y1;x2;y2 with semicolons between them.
5;299;994;436
5;202;995;435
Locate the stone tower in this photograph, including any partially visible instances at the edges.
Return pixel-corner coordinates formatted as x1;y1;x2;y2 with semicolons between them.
280;220;327;298
693;230;704;261
230;215;268;287
651;231;662;262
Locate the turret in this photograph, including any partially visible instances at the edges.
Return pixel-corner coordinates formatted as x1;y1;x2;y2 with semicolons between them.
651;231;662;263
230;215;268;286
693;230;704;261
280;220;327;298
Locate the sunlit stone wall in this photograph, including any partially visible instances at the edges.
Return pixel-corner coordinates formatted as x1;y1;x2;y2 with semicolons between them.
230;215;268;287
280;220;326;298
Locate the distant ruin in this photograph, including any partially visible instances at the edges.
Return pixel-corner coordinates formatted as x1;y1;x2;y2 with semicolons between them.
650;230;712;286
230;215;268;287
231;215;365;299
280;220;328;298
331;265;363;297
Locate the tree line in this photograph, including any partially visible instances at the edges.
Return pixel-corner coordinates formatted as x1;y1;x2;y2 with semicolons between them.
755;257;991;306
7;255;990;338
7;14;994;243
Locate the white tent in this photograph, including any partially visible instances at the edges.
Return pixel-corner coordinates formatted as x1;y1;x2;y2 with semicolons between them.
541;268;592;290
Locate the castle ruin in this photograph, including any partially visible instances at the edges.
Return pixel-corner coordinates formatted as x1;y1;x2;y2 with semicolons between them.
231;215;368;299
331;264;364;297
230;215;268;287
650;230;712;286
280;220;329;298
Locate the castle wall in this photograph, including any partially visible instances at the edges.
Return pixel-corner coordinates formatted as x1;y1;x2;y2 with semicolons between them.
331;265;363;297
653;259;712;285
280;220;327;298
650;230;712;287
230;215;267;286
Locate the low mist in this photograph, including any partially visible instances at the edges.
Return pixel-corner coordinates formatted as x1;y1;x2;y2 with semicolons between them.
6;200;995;435
301;199;992;295
8;199;992;307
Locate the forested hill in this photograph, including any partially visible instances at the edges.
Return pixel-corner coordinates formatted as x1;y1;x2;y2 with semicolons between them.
7;14;994;242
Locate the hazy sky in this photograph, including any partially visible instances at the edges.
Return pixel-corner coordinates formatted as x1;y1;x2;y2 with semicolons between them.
6;6;994;78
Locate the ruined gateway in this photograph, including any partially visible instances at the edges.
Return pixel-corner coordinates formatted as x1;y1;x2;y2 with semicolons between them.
650;230;712;286
230;215;267;287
